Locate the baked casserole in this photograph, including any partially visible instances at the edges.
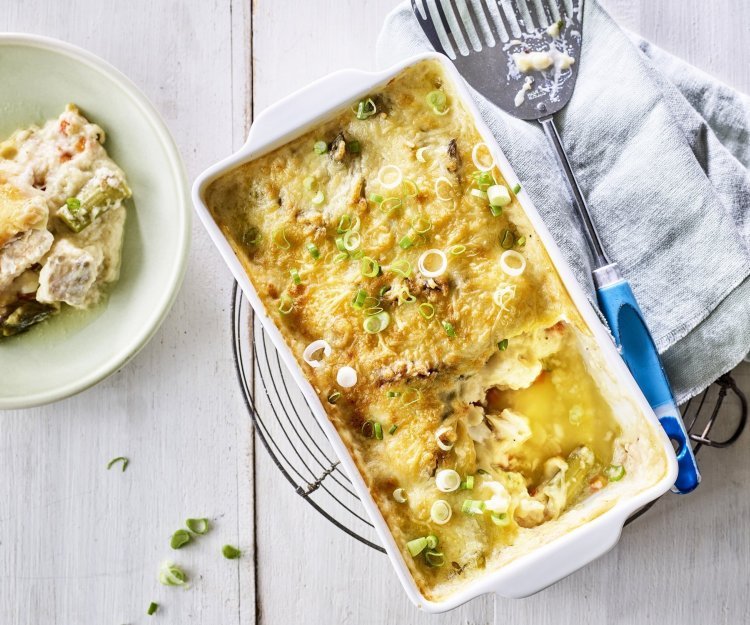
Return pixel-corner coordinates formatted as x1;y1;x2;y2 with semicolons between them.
205;59;667;600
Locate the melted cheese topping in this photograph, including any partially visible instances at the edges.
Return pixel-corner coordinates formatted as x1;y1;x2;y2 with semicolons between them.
206;60;665;601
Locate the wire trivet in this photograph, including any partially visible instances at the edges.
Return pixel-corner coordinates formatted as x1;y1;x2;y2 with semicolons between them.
231;283;747;551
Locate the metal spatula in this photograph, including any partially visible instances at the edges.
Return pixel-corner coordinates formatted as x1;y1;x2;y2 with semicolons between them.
411;0;700;494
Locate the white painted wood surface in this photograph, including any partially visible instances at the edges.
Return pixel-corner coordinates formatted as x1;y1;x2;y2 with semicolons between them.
1;1;748;624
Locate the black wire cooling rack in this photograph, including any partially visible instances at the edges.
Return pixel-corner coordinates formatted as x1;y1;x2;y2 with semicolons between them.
231;283;748;552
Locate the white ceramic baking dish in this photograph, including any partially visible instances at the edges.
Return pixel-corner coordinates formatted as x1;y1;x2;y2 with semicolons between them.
192;52;678;612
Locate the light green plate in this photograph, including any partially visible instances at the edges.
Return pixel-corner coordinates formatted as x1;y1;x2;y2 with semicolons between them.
0;34;191;409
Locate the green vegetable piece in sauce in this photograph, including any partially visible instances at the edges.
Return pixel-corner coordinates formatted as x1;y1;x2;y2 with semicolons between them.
58;171;132;232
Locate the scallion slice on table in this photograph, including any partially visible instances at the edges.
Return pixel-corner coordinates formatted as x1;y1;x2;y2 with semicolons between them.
106;456;129;472
185;518;210;535
222;545;241;559
158;561;187;586
147;602;159;616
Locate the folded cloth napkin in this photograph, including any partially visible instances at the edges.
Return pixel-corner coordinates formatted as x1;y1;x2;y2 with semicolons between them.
376;0;750;403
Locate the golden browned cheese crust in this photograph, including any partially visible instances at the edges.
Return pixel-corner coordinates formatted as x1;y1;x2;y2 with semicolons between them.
206;60;666;601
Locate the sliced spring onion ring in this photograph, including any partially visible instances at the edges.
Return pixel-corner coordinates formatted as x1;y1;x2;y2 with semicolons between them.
418;302;435;319
327;391;341;404
434;176;454;201
272;228;290;250
311;190;325;205
278;294;294;315
461;475;475;490
493;284;516;310
186;518;210;535
497;338;509;351
378;165;403;189
335;236;346;251
426;535;439;549
290;268;301;284
399;235;414;250
418;249;447;278
389;259;412;278
346;140;361;153
426;90;449;115
604;464;626;481
442;320;456;338
430;500;452;525
303;176;317;191
333;251;349;264
500;229;515;249
490;512;510;526
488;184;511;208
435;426;454;452
354;98;377;120
387;391;401;398
336;366;358;388
363;311;390;334
313;140;327;154
380;197;402;214
407;537;428;556
337;214;354;233
302;339;331;368
402;178;419;197
473;170;495;190
373;422;383;440
435;469;461;492
369;193;384;204
361;420;375;438
472;142;495;171
147;602;158;615
416;146;430;163
158;561;187;586
448;244;466;255
499;250;526;277
343;230;361;251
425;550;446;567
393;488;408;503
222;545;241;559
389;424;398;435
512;183;522;194
170;529;191;549
411;215;432;234
306;242;321;260
516;235;527;247
402;387;421;406
352;288;367;309
360;256;380;277
461;499;485;515
470;188;488;201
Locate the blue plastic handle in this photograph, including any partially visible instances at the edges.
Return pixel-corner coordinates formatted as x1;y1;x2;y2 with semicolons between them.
596;280;700;494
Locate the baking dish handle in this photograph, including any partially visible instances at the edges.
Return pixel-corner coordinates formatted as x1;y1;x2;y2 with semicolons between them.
495;516;625;598
244;68;388;151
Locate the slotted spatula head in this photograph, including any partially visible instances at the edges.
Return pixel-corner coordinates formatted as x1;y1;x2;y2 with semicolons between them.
411;0;583;120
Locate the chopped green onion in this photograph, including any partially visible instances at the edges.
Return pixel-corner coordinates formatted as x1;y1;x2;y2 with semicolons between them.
380;197;402;214
399;290;416;304
425;550;445;567
369;193;384;204
490;512;511;526
355;98;377;120
389;424;398;435
407;537;429;557
488;184;511;208
335;236;346;251
242;225;261;246
426;90;449;115
470;188;488;200
442;320;456;338
337;214;353;233
399;235;414;250
360;256;380;277
379;285;391;298
516;235;526;247
147;602;158;616
272;228;291;249
389;259;412;278
314;140;328;154
373;422;383;440
328;391;341;404
303;176;317;191
512;183;522;194
333;251;349;263
311;190;325;205
342;230;361;251
426;534;439;549
500;229;515;249
352;289;367;309
448;244;466;255
346;140;361;153
490;205;503;217
306;242;321;260
461;499;485;515
416;146;430;163
403;387;422;406
185;518;210;535
387;391;401;398
361;420;375;438
363;311;390;334
66;197;81;212
106;456;129;472
170;529;191;549
461;475;475;490
402;178;419;197
473;170;495;190
222;545;241;559
278;294;294;315
604;464;626;482
412;215;432;234
497;338;509;351
158;562;187;586
418;303;435;320
290;268;301;284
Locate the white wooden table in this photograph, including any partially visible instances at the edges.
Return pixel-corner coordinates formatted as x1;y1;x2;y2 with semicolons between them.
1;1;748;623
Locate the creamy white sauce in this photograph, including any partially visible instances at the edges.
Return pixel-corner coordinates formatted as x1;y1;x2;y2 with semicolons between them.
513;46;575;73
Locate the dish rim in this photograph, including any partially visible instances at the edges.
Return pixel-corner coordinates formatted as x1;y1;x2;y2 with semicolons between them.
0;32;191;410
192;52;678;611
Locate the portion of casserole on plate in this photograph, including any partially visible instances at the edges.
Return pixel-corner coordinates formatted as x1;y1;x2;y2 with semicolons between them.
205;59;667;600
0;105;131;337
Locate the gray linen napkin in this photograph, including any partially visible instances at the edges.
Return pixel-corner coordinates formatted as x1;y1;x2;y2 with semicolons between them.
376;0;750;403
